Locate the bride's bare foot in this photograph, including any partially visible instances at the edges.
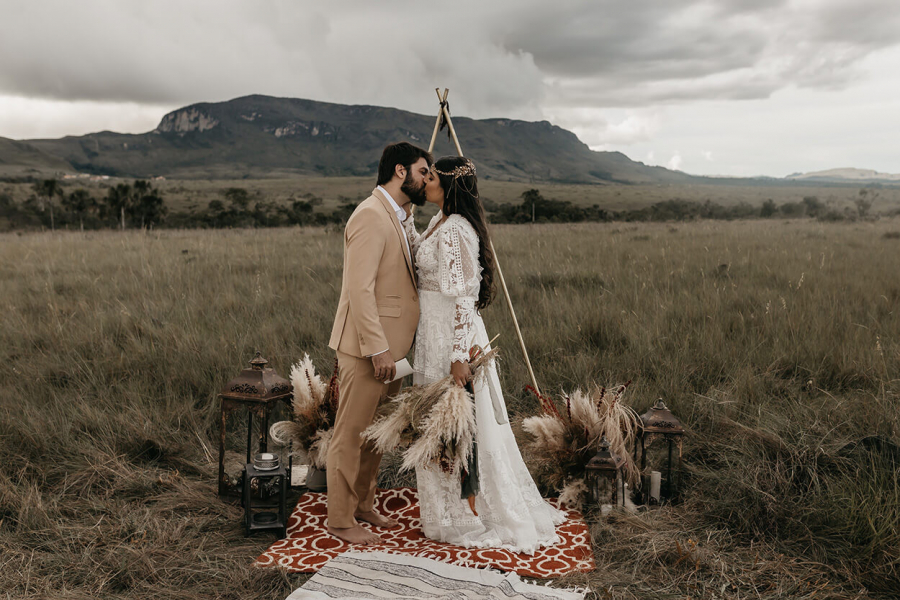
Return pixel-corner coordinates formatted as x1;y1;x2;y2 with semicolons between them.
354;510;399;529
327;525;382;545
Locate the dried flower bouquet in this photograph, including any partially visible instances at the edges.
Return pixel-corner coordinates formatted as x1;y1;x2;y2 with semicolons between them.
362;347;499;475
269;354;339;469
522;382;640;509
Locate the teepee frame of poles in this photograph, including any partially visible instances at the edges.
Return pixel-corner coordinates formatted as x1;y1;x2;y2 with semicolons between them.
426;88;541;396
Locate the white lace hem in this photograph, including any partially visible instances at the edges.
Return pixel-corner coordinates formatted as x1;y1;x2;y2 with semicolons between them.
418;499;565;555
416;446;565;555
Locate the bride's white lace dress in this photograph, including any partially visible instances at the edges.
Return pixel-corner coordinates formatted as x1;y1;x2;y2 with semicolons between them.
403;212;565;554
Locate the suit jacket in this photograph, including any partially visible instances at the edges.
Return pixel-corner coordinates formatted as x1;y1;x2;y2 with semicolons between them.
329;188;420;360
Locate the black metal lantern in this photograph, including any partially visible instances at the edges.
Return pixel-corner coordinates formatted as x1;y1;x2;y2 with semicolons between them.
218;352;293;500
635;399;685;504
243;452;288;537
585;435;627;509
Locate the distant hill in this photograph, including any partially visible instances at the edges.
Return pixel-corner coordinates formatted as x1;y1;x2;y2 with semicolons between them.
23;95;693;184
786;168;900;184
0;136;72;172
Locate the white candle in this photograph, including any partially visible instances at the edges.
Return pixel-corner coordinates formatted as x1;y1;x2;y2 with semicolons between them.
292;465;309;487
650;471;662;502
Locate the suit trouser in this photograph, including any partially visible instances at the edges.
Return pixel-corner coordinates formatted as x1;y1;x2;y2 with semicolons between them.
326;350;402;529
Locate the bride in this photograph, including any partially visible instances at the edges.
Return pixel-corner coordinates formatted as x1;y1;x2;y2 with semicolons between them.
402;156;565;553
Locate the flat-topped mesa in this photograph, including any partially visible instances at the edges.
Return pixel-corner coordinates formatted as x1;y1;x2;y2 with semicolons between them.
156;107;219;134
22;94;698;182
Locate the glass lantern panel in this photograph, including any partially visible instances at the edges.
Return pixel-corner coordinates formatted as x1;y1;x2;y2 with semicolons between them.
590;475;618;506
221;408;248;490
641;437;680;500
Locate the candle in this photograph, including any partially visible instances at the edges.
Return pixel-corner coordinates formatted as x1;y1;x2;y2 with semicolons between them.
650;471;662;502
292;465;309;487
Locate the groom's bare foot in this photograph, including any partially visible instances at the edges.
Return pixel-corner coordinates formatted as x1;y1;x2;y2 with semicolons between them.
354;510;399;529
327;525;382;545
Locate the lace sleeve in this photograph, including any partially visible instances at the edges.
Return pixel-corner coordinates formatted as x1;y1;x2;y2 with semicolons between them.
402;213;421;255
439;216;483;364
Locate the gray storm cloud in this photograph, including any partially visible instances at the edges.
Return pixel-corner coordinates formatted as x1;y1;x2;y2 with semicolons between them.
498;0;900;108
0;0;543;119
2;0;900;116
2;0;899;176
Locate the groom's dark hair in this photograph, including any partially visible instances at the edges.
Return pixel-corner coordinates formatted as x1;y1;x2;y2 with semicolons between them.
377;142;433;185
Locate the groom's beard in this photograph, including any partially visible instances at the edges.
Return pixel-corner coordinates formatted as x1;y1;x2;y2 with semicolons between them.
401;171;427;206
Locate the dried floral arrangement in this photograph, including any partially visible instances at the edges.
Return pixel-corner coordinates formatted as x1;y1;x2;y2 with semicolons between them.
521;382;640;510
362;347;499;475
269;354;339;469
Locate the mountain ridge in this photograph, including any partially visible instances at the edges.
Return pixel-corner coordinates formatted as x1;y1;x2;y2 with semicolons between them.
0;136;73;172
21;94;693;184
786;167;900;183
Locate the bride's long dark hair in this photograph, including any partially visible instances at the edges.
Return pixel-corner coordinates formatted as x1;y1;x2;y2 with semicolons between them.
434;156;496;310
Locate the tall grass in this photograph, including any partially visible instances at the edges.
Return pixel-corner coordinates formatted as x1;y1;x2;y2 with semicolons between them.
2;219;898;598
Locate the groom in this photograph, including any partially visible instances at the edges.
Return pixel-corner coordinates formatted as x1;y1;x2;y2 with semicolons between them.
326;142;432;544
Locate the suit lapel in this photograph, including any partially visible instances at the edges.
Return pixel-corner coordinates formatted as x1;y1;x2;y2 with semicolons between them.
373;188;417;286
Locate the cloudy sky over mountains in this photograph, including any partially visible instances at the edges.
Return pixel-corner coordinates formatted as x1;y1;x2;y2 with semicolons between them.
1;0;898;177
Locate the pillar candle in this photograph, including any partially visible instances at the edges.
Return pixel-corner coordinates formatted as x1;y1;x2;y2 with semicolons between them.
650;470;662;502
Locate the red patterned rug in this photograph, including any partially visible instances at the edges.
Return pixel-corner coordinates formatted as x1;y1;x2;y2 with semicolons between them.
254;487;595;579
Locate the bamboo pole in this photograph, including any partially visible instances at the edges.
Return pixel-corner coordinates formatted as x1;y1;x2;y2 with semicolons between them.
438;101;464;157
427;88;448;154
428;88;541;396
489;237;541;396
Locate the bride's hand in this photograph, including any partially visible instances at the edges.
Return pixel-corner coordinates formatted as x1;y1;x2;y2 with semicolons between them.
450;360;472;388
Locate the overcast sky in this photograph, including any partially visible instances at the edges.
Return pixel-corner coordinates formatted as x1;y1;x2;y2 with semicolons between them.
2;0;898;177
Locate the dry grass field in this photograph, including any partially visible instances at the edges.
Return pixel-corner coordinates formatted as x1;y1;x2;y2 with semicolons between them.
2;218;900;599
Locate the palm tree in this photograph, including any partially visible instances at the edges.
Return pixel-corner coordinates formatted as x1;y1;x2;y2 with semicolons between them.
130;180;166;229
133;179;151;200
32;179;62;231
62;189;95;232
105;183;132;230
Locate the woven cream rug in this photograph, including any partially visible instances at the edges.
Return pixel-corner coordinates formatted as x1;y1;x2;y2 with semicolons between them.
286;551;587;600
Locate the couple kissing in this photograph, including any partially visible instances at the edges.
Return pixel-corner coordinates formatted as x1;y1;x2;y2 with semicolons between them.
326;142;564;553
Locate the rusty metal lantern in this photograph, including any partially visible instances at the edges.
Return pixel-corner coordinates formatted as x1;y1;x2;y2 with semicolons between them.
217;352;293;499
635;399;685;503
585;435;627;508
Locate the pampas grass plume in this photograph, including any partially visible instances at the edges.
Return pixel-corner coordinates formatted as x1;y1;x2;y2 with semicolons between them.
307;428;333;470
363;347;497;473
558;478;589;510
269;354;337;466
362;399;413;454
290;353;326;417
568;389;603;442
522;415;568;454
401;385;475;473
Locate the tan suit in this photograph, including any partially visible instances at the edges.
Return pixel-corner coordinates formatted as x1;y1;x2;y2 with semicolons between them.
327;188;419;528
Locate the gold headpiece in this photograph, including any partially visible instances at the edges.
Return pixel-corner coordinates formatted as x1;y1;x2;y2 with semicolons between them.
433;159;478;199
433;159;476;179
